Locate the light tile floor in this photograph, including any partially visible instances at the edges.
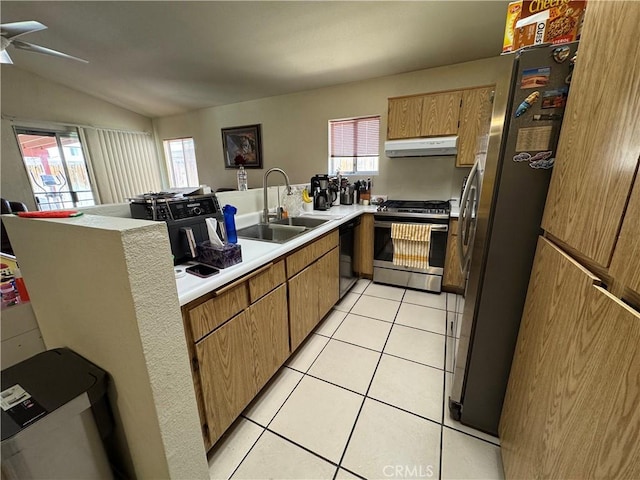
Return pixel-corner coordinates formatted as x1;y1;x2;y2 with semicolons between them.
208;280;504;480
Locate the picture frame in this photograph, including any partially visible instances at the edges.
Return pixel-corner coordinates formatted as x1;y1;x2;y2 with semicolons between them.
221;124;263;169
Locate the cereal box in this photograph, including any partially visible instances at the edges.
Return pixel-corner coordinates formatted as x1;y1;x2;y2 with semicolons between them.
502;0;586;54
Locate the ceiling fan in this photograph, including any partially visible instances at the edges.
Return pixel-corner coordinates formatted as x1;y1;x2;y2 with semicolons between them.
1;20;88;64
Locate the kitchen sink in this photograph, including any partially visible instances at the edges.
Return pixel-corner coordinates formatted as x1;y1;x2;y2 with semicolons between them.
269;217;330;228
236;223;307;243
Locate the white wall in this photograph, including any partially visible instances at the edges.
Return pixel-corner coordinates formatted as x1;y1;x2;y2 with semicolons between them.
154;55;512;201
0;67;153;210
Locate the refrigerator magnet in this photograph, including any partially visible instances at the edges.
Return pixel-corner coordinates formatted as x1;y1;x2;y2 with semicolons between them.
515;91;540;117
552;46;571;63
513;152;532;163
520;67;550;89
533;113;563;121
541;87;569;109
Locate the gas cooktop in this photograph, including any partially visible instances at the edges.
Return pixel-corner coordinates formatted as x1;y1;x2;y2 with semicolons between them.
376;199;450;219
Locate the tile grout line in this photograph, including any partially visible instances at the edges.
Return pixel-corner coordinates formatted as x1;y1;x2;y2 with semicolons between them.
223;418;268;480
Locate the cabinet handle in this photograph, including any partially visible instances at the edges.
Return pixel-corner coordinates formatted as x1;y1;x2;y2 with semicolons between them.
213;262;274;296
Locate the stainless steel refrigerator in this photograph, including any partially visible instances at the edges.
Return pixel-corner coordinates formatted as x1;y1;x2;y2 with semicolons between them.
449;43;579;436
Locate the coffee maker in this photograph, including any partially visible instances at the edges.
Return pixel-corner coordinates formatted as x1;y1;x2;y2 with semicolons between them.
310;174;331;210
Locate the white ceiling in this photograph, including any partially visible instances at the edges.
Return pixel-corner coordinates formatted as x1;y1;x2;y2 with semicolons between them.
1;1;510;118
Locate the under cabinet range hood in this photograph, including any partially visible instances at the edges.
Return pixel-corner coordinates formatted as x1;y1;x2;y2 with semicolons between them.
384;136;458;157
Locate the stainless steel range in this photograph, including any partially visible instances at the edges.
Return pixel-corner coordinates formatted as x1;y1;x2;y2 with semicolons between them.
373;200;450;293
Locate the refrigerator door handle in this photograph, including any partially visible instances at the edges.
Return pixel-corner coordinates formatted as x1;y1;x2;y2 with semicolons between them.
458;160;479;274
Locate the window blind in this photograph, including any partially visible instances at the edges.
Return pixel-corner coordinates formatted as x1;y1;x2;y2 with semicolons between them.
330;116;380;158
82;128;162;204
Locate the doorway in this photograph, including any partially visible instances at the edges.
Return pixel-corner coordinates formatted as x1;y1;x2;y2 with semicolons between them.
14;127;96;210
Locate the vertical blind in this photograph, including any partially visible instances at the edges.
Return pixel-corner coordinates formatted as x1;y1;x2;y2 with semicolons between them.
83;128;163;204
330;116;380;158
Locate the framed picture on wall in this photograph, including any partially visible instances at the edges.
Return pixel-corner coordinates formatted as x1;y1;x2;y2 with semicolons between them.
221;124;263;169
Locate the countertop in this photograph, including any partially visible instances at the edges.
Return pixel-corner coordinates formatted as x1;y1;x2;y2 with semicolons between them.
176;204;377;305
176;203;460;306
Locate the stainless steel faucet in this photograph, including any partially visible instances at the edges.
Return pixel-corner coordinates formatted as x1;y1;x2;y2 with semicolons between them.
263;167;293;224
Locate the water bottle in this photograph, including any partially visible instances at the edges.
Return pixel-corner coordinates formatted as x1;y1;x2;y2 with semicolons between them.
237;166;248;191
223;204;238;244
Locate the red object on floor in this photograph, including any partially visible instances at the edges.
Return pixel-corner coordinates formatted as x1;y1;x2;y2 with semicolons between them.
17;211;83;218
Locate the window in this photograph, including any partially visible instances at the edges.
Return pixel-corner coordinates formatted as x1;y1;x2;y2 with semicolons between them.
163;137;199;188
329;116;380;175
14;127;96;211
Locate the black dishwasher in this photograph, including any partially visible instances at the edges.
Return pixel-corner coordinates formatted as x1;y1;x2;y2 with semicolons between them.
339;216;360;299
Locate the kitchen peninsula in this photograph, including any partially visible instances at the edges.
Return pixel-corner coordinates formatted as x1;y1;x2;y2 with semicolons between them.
1;199;377;478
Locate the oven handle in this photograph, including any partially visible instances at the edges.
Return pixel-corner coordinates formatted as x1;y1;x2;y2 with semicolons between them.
374;221;448;232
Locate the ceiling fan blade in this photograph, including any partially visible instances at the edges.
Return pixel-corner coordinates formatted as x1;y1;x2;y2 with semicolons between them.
1;21;47;39
12;40;88;63
0;49;13;64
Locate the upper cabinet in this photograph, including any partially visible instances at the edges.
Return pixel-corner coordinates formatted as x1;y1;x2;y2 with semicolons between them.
419;91;461;137
387;86;494;168
387;96;424;139
541;1;640;269
456;87;493;167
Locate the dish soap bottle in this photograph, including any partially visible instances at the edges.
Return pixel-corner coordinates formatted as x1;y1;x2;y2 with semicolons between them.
237;166;248;191
223;204;238;244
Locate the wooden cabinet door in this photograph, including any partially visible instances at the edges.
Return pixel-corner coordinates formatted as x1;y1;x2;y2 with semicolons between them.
387;96;423;139
456;86;493;167
420;91;461;137
249;284;289;390
443;219;464;291
541;1;640;268
317;247;339;319
500;237;640;479
288;264;319;351
196;311;256;444
354;213;374;277
609;174;640;298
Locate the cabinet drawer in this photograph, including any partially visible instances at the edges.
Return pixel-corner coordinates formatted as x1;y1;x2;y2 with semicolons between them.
286;230;339;278
249;260;285;303
188;283;249;342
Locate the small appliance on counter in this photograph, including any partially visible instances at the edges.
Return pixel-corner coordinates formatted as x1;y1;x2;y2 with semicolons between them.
310;174;332;211
129;192;223;265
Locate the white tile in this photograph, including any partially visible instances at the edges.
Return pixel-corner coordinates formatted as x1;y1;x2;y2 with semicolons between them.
457;296;466;315
231;430;335;480
350;279;371;294
447;293;457;313
269;376;363;463
242;367;303;427
362;282;405;301
350;295;400;322
308;339;380;394
403;289;447;310
395;302;446;335
368;354;444;423
208;418;263;480
335;292;360;312
443;373;500;445
441;427;504;480
445;335;458;373
286;334;329;373
384;324;445;369
333;314;393;352
335;468;361;479
342;399;441;480
315;309;348;337
456;313;463;338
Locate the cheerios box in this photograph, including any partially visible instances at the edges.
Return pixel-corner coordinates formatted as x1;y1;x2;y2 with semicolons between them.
502;0;586;54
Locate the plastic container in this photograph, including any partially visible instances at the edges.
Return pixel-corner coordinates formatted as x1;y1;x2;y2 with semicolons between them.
237;166;248;191
223;205;238;244
197;241;242;269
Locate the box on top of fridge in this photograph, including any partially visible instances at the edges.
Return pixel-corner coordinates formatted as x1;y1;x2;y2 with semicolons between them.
502;0;587;54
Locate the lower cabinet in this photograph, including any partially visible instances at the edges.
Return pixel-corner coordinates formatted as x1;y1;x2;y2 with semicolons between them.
195;285;289;446
183;229;340;450
289;246;339;351
500;237;640;479
443;218;464;292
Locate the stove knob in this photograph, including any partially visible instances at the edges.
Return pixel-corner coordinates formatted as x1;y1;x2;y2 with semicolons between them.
192;207;203;216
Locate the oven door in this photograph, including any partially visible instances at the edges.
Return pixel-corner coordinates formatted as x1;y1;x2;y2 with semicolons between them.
373;216;448;275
